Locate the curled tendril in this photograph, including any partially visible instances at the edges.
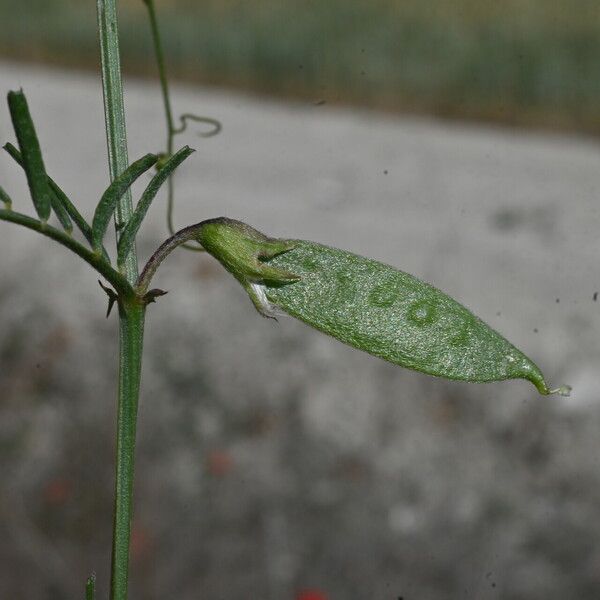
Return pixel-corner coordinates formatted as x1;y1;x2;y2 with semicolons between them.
173;113;222;138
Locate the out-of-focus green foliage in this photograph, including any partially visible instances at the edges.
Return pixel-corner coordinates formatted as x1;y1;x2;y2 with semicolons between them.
1;0;600;131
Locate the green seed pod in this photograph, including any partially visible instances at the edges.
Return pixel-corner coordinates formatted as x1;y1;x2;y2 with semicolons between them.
196;218;568;396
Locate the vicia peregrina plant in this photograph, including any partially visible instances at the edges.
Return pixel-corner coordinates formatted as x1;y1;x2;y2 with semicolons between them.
0;1;570;599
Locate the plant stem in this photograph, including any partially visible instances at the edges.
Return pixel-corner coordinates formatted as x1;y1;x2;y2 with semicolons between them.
136;222;204;293
97;2;145;600
97;0;138;280
110;301;145;600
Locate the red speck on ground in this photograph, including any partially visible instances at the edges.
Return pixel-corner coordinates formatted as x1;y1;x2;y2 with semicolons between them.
43;477;72;505
296;590;329;600
131;521;154;561
206;449;234;477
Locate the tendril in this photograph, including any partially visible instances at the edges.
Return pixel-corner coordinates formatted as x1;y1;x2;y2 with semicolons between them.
173;113;222;137
143;0;222;252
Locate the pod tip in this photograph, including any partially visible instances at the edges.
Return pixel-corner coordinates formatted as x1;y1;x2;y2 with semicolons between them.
548;384;572;397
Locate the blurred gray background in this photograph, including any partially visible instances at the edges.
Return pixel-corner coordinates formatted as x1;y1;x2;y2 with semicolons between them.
1;2;600;599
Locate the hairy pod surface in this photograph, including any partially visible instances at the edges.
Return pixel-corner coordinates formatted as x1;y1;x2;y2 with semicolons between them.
263;241;550;393
197;218;557;395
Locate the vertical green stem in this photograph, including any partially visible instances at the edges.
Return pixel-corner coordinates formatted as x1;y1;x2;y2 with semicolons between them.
96;2;144;600
110;302;145;600
97;0;138;279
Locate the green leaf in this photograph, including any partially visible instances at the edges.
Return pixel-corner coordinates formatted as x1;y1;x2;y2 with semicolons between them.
117;146;194;263
45;178;78;235
4;142;113;259
85;573;96;600
0;184;12;209
197;218;564;396
49;190;73;231
4;142;72;230
7;90;52;221
91;152;158;254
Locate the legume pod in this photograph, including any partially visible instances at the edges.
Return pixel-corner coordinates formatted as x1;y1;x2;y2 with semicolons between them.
197;218;567;396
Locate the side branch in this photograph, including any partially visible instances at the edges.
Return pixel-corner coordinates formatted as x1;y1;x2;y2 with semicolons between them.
0;208;134;298
136;222;205;293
